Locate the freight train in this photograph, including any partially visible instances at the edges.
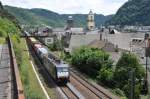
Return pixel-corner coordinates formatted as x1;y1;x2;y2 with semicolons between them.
27;37;70;83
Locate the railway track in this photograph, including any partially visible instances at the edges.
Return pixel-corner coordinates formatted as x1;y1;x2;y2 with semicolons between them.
70;72;109;99
70;69;119;99
60;85;78;99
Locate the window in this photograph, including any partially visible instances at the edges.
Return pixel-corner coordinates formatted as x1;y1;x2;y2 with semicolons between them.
91;16;93;20
90;26;93;29
47;38;52;42
57;67;68;72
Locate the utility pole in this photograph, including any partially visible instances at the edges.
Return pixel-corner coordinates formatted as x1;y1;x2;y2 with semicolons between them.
144;33;149;94
128;45;135;99
130;41;132;52
129;69;135;99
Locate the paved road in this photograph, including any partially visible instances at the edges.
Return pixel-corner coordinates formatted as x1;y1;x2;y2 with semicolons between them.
0;44;11;99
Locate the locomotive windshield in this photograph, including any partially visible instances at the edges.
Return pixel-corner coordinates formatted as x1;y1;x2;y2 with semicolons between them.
57;67;68;72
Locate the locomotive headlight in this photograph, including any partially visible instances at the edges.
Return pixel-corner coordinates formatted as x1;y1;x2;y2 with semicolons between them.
57;71;69;78
57;65;69;79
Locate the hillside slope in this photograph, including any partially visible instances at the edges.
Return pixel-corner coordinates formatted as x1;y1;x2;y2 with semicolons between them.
4;5;113;27
0;2;51;98
0;2;20;37
108;0;150;26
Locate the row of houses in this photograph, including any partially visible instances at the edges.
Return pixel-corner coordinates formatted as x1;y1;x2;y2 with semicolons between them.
30;10;106;53
33;26;102;52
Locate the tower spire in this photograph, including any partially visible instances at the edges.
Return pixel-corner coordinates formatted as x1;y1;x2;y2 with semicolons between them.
87;10;95;30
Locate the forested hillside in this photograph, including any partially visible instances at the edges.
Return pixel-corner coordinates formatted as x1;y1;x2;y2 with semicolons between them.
0;2;20;37
4;5;113;27
108;0;150;26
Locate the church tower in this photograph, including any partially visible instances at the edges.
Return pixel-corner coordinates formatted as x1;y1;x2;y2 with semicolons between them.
87;10;95;30
66;16;74;30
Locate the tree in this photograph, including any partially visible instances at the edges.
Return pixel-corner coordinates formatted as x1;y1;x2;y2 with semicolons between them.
0;1;3;10
71;47;113;77
48;39;63;51
97;67;114;87
107;0;150;26
115;52;145;82
114;52;145;98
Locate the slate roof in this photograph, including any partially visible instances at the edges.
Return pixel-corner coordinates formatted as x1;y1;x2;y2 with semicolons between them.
69;33;100;52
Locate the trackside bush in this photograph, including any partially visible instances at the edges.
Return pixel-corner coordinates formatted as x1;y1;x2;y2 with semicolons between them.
114;52;145;98
97;67;114;87
71;46;113;77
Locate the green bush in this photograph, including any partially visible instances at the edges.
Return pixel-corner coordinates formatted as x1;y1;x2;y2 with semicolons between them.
48;44;55;51
0;29;6;37
114;52;145;85
123;83;141;99
112;88;126;97
71;46;113;77
11;34;22;66
48;39;62;51
114;52;145;98
0;17;20;36
97;67;114;87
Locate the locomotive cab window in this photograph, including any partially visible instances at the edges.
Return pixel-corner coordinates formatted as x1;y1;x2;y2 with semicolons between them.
57;67;68;72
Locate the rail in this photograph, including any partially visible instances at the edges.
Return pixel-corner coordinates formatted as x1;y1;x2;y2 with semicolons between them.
70;69;120;99
7;35;25;99
0;45;3;65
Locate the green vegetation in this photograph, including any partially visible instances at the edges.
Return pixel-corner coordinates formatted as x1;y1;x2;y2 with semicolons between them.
48;39;63;51
71;47;113;78
0;1;3;10
71;47;145;98
0;17;20;37
0;5;20;30
4;5;112;27
107;0;150;26
0;3;48;98
0;38;5;44
114;52;145;99
11;35;47;99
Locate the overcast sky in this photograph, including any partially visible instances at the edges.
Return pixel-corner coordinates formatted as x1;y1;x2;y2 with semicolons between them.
1;0;128;15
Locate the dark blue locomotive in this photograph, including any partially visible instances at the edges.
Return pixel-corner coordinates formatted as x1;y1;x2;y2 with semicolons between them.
28;37;69;83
